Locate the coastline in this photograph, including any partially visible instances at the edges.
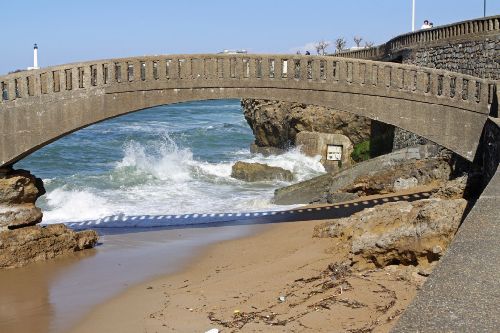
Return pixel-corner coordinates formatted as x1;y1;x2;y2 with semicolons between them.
69;219;422;333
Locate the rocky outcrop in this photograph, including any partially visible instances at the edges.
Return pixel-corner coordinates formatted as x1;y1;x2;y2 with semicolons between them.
0;224;98;269
242;99;371;149
0;168;99;269
295;131;353;173
0;169;45;230
313;198;467;270
231;162;293;182
273;145;446;205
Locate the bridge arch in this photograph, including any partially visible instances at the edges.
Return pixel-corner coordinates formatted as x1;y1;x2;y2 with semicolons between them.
0;54;495;166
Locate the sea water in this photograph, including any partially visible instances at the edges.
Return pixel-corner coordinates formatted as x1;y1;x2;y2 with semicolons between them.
16;99;326;224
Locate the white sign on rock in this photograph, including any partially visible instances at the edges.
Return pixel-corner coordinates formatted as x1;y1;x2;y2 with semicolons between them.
327;145;343;161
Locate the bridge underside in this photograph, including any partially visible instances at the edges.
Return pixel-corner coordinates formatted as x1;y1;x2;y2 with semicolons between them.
1;87;488;166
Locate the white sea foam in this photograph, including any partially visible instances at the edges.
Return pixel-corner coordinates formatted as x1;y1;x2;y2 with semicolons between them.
43;188;116;224
42;138;323;224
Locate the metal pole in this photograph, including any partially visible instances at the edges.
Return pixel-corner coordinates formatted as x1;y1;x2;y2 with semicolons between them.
412;0;416;31
484;0;486;17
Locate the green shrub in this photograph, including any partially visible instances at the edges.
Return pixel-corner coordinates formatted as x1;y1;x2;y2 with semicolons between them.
351;140;370;162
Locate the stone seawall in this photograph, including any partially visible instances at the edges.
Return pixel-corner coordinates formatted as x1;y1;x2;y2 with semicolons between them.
401;38;499;80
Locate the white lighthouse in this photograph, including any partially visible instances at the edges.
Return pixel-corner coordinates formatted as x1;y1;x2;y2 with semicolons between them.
27;43;39;70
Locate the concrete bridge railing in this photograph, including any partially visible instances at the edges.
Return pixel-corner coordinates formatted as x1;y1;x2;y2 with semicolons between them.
334;15;500;60
0;54;496;166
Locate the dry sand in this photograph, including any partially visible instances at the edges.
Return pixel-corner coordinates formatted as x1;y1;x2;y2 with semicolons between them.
70;219;424;333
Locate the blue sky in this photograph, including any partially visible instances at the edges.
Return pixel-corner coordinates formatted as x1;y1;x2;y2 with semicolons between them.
1;0;498;74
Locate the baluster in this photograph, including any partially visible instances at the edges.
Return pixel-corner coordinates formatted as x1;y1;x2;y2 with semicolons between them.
131;60;140;81
442;75;451;97
249;58;257;79
234;57;243;79
204;58;216;80
119;62;128;83
169;58;180;80
429;73;439;96
7;80;16;101
96;64;105;86
261;57;270;79
479;81;489;105
468;79;478;102
298;58;307;80
16;76;28;98
220;57;230;79
337;61;348;84
82;65;92;88
153;59;163;80
145;60;154;81
107;63;116;84
311;59;321;81
288;58;298;80
71;67;80;90
274;58;283;79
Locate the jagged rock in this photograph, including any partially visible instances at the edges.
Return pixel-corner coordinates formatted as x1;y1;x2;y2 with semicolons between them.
0;205;42;229
0;170;45;230
339;157;451;196
313;198;467;270
393;177;419;191
231;162;293;182
326;192;359;204
273;145;445;205
0;224;99;269
242;99;371;149
0;169;45;204
430;175;468;199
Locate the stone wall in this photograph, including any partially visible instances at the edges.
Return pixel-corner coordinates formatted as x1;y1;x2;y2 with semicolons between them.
402;38;499;80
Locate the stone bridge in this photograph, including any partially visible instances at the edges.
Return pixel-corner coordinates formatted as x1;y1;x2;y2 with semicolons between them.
0;54;497;167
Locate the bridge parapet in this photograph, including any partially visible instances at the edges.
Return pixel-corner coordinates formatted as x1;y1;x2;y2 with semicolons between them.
0;54;494;113
0;54;497;165
334;15;500;61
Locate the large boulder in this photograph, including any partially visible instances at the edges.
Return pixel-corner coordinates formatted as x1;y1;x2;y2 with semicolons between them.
0;170;45;230
274;145;447;205
295;131;354;173
0;224;99;269
313;198;467;270
231;161;293;182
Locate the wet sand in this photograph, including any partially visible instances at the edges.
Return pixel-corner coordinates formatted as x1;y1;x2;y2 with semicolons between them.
0;224;261;333
70;219;422;333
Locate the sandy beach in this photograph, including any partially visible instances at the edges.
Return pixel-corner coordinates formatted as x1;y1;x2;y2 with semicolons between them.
70;218;423;333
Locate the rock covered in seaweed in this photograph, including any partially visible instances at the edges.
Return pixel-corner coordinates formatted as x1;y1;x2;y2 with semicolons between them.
231;161;293;182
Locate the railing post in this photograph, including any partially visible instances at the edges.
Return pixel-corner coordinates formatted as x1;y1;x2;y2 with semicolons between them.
442;75;451;97
262;57;270;79
16;76;28;98
312;59;321;81
248;57;257;80
82;65;91;88
96;64;105;86
107;63;116;84
145;60;154;81
7;79;16;101
204;57;217;80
